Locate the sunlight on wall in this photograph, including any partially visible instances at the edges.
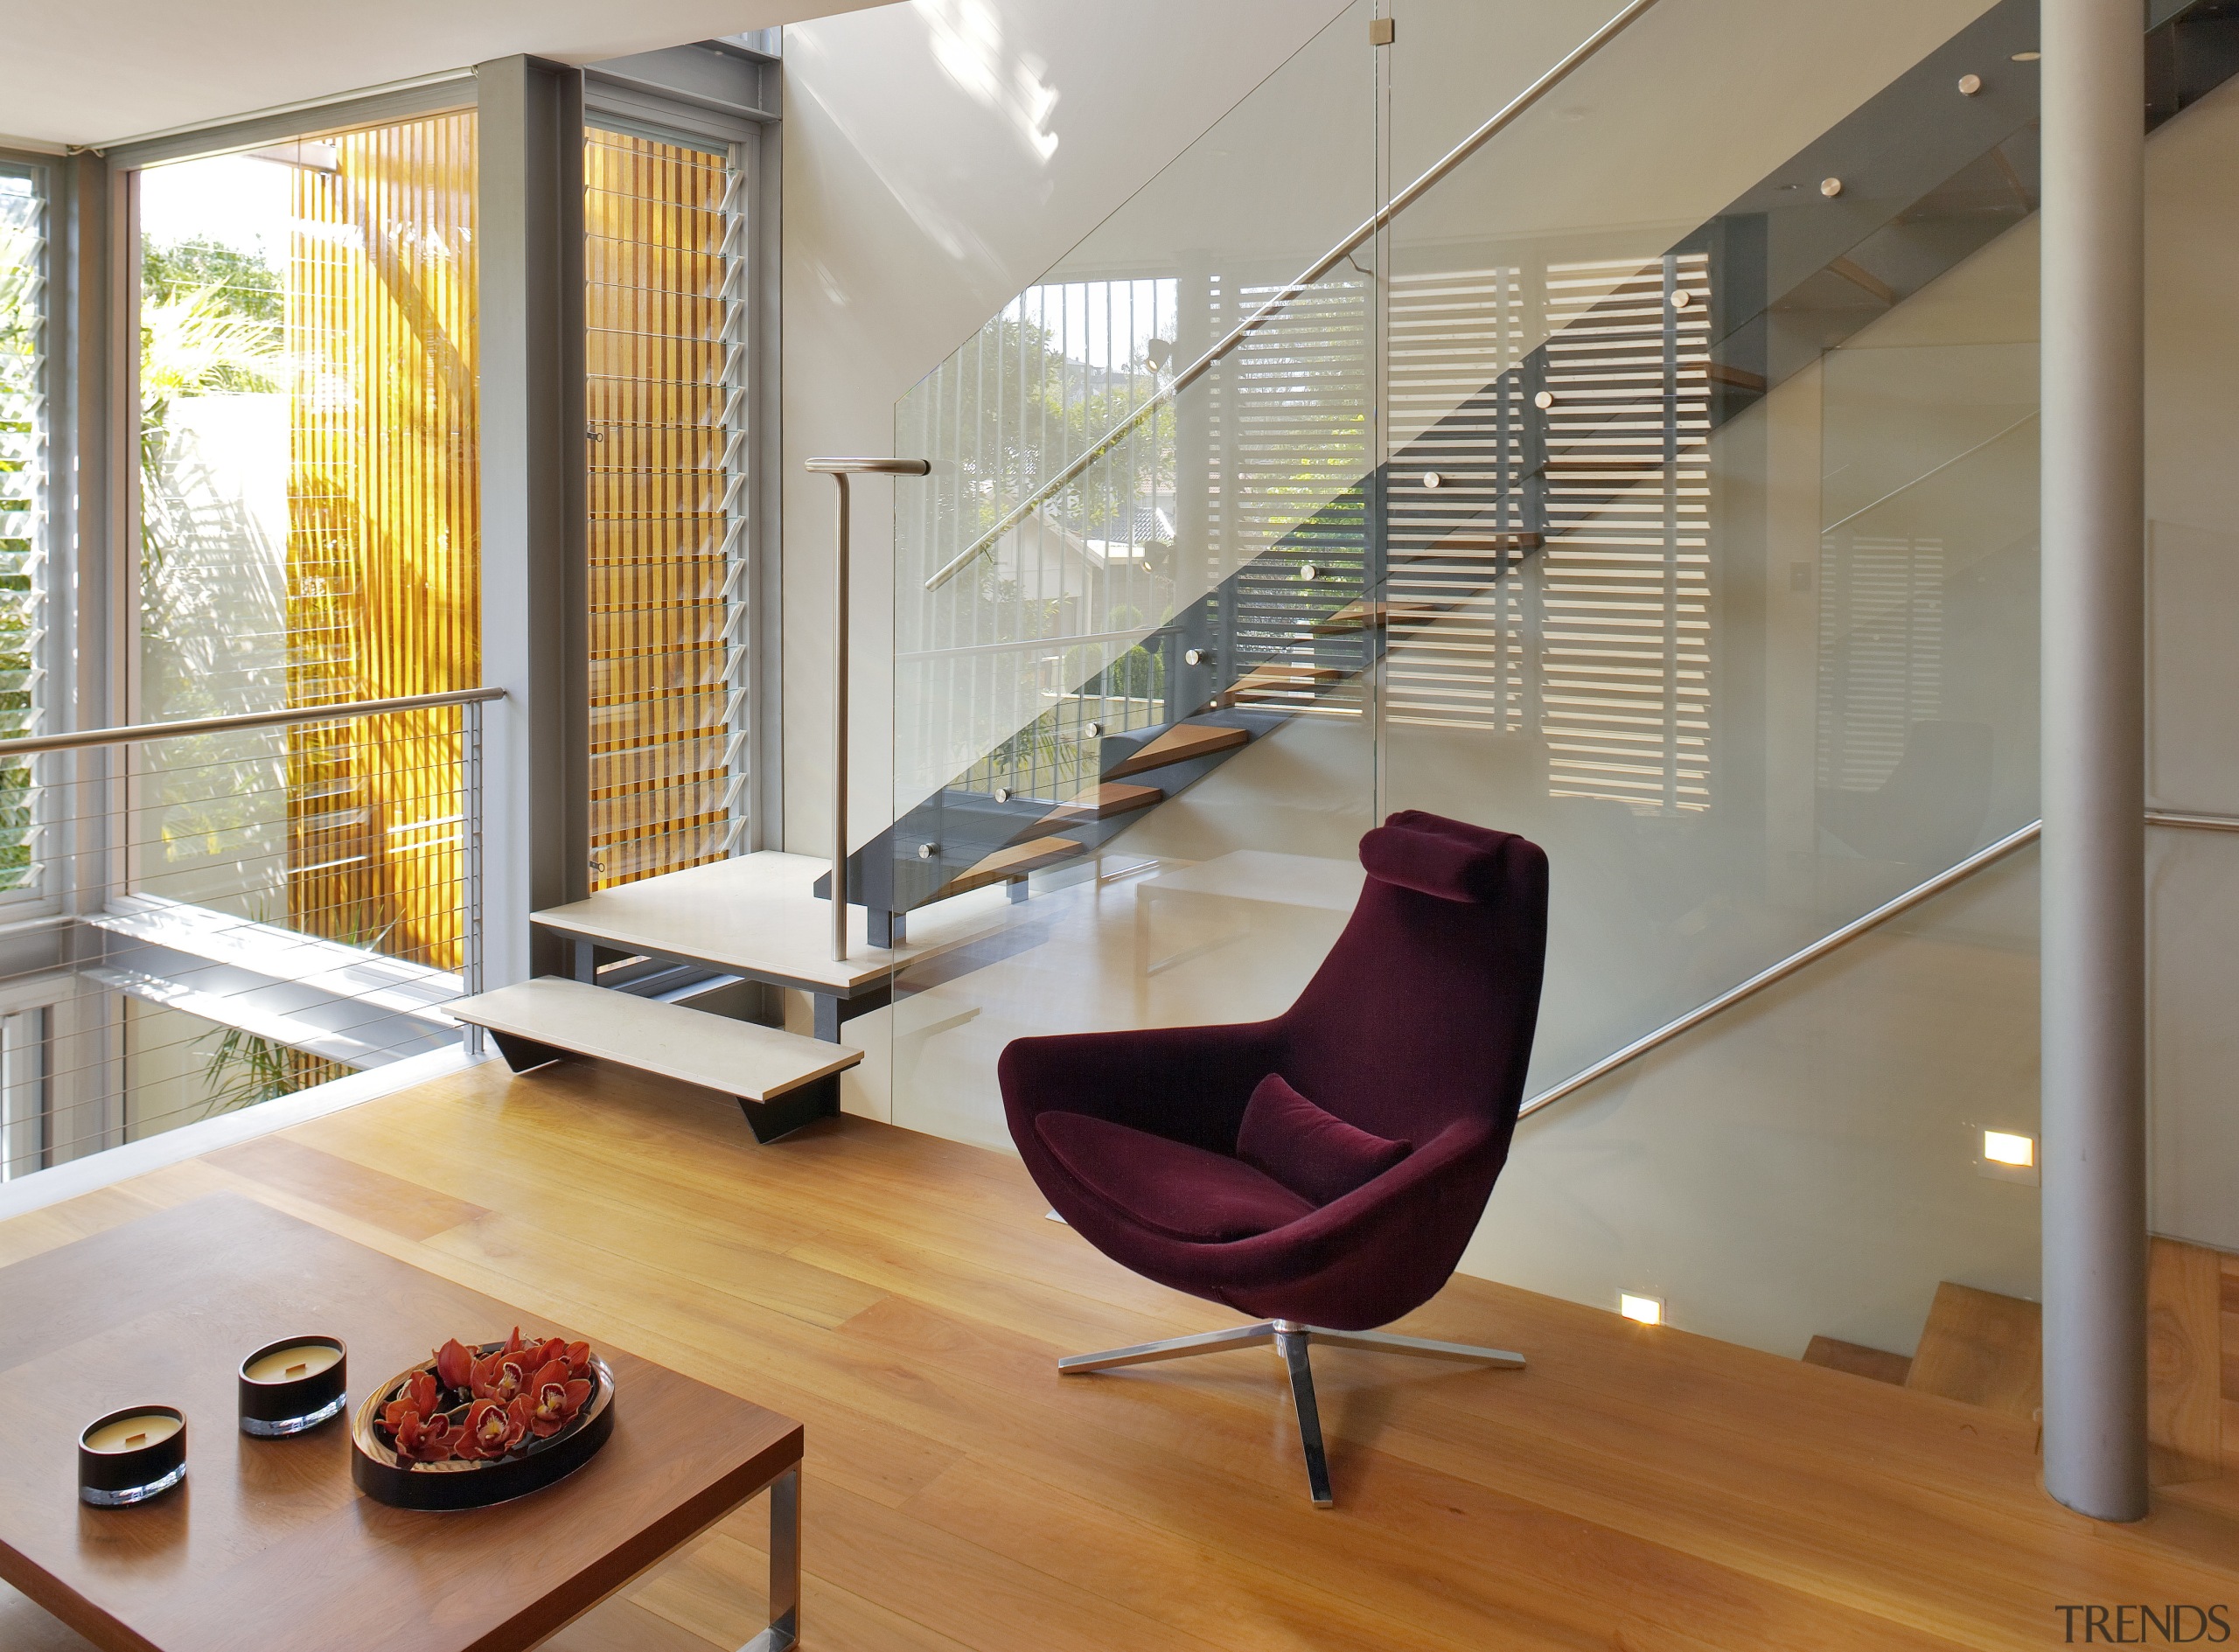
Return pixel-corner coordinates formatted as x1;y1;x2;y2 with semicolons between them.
916;0;1062;162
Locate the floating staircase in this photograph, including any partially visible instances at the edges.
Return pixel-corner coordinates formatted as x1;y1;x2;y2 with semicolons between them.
478;0;2239;1156
831;0;2239;955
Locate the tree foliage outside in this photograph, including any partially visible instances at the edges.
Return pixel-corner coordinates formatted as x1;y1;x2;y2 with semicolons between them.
0;194;42;891
139;235;317;1113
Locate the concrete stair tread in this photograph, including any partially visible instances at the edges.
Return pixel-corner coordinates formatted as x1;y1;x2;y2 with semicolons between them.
450;976;861;1101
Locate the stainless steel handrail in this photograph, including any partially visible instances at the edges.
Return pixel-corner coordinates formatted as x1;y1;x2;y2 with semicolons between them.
1515;804;2239;1116
1818;411;2038;536
0;687;506;759
2146;808;2239;833
923;0;1666;592
1517;819;2045;1118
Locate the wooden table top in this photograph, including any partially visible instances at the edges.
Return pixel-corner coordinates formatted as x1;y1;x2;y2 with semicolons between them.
0;1194;801;1652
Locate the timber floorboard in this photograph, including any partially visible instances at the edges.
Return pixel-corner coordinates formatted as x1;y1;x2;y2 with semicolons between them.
3;1055;2235;1650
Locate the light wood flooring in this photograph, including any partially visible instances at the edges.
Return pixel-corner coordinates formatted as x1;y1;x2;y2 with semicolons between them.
3;1056;2236;1650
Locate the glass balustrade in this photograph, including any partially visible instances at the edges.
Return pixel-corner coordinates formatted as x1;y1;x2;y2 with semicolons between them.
871;0;2080;1361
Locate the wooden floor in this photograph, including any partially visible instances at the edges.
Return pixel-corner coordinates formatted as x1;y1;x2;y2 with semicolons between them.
4;1056;2236;1651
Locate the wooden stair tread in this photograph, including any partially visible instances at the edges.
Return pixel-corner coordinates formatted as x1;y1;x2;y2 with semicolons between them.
1103;721;1249;780
1034;782;1161;829
1312;599;1388;634
1904;1281;2042;1419
1230;661;1342;687
450;976;861;1101
1801;1335;1913;1387
937;835;1088;899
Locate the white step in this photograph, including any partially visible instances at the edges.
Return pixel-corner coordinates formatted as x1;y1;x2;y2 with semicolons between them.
449;977;861;1102
530;850;1005;996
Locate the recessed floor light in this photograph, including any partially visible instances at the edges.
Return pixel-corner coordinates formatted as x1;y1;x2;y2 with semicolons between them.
1619;1293;1664;1326
1984;1130;2034;1168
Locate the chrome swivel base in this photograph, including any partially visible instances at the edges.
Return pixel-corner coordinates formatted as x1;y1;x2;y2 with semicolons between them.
1058;1320;1524;1506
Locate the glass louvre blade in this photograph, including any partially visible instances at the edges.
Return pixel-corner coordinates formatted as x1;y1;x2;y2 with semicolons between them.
583;126;744;890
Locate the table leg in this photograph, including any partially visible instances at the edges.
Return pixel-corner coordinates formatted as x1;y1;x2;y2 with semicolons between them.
739;1465;800;1651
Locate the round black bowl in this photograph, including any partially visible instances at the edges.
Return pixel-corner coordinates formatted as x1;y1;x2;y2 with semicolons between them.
349;1344;614;1511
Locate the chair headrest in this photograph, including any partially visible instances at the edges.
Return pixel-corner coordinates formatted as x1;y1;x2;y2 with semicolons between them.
1358;811;1517;903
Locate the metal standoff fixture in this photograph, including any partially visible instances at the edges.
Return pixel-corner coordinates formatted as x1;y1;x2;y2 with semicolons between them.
805;457;933;961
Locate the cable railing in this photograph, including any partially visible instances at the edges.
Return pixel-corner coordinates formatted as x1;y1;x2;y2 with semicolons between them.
0;686;498;1183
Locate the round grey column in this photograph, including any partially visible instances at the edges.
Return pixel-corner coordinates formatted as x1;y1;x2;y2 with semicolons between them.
2040;0;2148;1523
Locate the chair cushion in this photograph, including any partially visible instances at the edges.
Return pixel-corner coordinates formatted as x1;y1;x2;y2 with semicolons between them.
1036;1111;1315;1243
1236;1074;1412;1206
1359;812;1513;903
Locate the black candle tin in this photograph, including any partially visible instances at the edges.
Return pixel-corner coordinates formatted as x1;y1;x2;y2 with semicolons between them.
78;1406;187;1507
238;1335;348;1437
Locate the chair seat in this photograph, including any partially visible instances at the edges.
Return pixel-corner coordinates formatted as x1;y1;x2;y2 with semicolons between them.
1035;1112;1315;1244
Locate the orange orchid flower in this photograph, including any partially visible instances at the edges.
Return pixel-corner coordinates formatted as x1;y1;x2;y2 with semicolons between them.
380;1370;442;1438
471;1348;532;1407
433;1337;476;1392
453;1397;526;1461
525;1358;594;1438
392;1410;455;1463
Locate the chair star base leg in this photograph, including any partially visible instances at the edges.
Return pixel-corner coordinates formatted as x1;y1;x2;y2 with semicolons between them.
1301;1325;1526;1368
1057;1322;1276;1372
1058;1319;1524;1506
1275;1324;1333;1506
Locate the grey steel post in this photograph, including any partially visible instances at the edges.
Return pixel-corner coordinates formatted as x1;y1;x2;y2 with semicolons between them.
805;458;930;961
2040;0;2148;1522
478;56;589;987
461;698;487;1061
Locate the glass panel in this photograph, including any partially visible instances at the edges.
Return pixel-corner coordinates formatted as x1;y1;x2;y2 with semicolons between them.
878;5;1388;1142
68;110;485;1163
874;0;2064;1359
137;114;476;959
1368;0;2043;1355
584;125;750;890
1375;0;2036;1096
0;162;45;900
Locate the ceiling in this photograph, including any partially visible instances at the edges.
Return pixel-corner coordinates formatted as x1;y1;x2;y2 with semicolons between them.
0;0;885;150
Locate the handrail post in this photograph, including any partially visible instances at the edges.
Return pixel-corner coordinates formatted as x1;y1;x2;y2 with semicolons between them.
806;458;931;961
2040;0;2148;1523
833;472;850;965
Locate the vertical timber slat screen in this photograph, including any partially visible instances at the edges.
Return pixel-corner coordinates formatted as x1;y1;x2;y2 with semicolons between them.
584;128;742;891
287;111;478;971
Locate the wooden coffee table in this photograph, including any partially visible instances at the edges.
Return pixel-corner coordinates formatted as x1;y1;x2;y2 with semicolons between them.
0;1194;804;1651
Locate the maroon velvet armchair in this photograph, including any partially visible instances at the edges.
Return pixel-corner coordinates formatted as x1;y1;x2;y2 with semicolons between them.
1000;811;1549;1504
